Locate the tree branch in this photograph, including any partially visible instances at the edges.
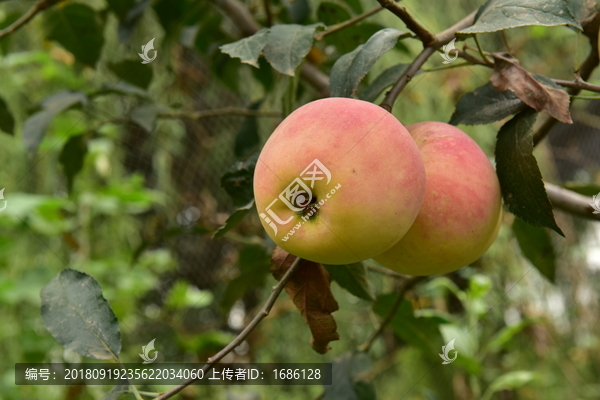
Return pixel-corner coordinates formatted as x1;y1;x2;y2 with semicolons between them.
552;77;600;94
380;10;477;111
376;0;436;45
315;5;384;41
153;256;303;400
0;0;61;39
359;276;426;352
214;0;330;97
545;183;600;221
158;107;281;120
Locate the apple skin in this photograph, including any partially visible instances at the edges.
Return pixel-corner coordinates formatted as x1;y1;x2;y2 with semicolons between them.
374;121;502;275
253;98;426;265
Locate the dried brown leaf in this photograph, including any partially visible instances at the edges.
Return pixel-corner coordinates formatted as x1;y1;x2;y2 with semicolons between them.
490;53;572;124
271;247;340;354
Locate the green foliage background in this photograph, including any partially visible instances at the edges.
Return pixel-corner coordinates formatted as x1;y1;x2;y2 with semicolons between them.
1;0;600;399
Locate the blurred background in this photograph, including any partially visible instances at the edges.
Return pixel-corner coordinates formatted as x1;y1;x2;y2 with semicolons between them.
1;0;600;399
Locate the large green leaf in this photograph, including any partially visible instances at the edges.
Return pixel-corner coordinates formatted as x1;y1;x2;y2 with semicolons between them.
43;4;105;67
373;294;444;356
495;109;563;235
58;134;88;194
449;82;526;125
359;64;410;102
330;29;408;98
263;23;324;76
324;352;374;400
40;269;121;360
324;263;374;301
0;96;15;135
488;370;539;393
220;29;269;68
485;317;543;353
108;59;153;89
459;0;582;34
22;91;88;155
512;217;556;282
213;201;255;238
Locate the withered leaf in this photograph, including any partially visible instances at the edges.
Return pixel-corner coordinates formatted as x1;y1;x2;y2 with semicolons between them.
490;53;572;124
271;247;340;354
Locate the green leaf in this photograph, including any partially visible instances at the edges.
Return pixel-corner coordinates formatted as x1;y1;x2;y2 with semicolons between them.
485;317;543;353
449;82;526;125
495;109;564;235
0;96;15;135
450;74;564;126
40;269;121;360
324;263;374;301
93;82;152;99
117;0;153;43
100;383;131;400
489;370;539;392
330;28;408;98
43;4;105;67
359;64;410;102
22;91;88;155
130;104;161;133
108;59;153;89
153;0;187;35
221;244;270;311
220;28;269;68
373;294;443;356
220;152;258;207
166;280;213;309
213;201;255;238
512;217;556;282
459;0;582;34
58;134;88;193
263;23;324;76
0;12;21;54
326;23;390;55
324;352;373;400
317;1;351;26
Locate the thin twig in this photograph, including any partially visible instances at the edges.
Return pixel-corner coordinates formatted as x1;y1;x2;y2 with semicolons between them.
154;257;303;400
315;6;384;41
376;0;436;45
262;0;272;27
545;183;600;221
359;276;426;352
552;77;600;93
0;0;61;40
380;10;477;111
158;107;281;120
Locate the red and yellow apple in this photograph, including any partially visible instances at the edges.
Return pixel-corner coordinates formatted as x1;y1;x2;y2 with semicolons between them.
374;121;502;275
253;98;426;265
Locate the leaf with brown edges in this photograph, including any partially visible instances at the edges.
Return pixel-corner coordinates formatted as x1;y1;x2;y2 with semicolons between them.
490;53;572;124
271;247;340;354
